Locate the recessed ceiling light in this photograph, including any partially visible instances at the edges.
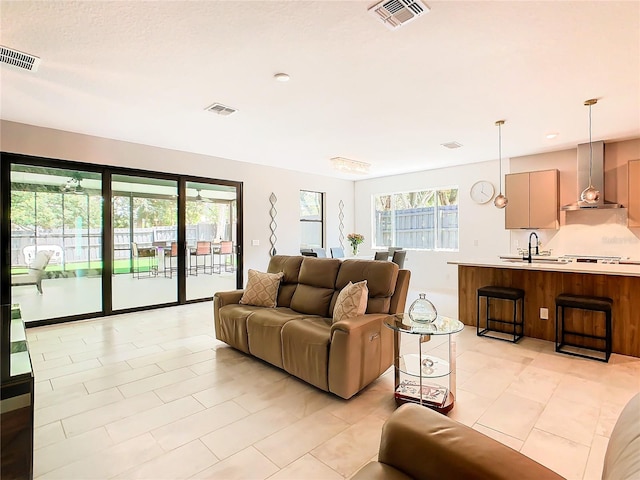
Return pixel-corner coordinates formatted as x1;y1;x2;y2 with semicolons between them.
546;133;559;139
274;73;290;82
441;141;463;149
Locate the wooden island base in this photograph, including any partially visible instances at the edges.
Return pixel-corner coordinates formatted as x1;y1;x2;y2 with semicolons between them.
458;265;640;358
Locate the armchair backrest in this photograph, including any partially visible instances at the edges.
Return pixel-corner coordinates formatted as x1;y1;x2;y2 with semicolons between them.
30;250;53;271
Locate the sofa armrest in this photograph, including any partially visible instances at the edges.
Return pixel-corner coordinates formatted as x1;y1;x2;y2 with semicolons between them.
374;403;562;480
214;290;244;308
328;314;394;399
213;290;244;341
330;313;390;335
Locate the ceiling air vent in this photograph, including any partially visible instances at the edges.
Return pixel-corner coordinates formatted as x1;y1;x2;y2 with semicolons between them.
0;45;41;72
205;103;237;116
368;0;430;30
441;141;463;149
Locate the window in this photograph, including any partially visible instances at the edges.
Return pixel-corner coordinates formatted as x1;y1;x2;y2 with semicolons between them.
300;190;324;248
373;188;458;251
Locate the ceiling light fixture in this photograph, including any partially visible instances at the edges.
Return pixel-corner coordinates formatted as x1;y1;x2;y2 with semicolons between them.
441;141;463;149
330;157;370;175
580;98;600;204
546;133;559;139
493;120;508;209
274;73;290;82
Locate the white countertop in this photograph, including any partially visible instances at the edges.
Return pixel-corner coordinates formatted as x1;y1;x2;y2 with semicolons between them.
448;258;640;277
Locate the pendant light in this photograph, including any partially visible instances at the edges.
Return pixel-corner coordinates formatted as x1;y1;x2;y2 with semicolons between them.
494;120;508;209
580;98;600;204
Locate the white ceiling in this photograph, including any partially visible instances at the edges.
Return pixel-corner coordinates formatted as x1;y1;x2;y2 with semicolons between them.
1;1;639;180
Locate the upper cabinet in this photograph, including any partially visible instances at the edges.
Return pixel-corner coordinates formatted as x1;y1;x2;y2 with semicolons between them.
629;160;640;227
505;169;559;229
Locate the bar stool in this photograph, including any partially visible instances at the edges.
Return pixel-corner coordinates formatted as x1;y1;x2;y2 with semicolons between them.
477;286;525;343
555;293;612;362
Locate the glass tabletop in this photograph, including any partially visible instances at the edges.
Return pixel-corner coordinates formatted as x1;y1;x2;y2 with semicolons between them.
384;313;464;336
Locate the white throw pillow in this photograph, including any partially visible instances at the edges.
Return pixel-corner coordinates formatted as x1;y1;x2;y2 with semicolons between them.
333;280;368;323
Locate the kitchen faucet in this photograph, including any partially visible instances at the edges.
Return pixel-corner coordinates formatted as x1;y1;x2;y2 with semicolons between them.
523;232;539;263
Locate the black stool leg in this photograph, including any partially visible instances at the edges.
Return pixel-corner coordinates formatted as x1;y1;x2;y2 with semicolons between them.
512;298;517;342
606;310;612;361
555;304;561;351
477;294;481;336
520;297;524;339
486;297;490;331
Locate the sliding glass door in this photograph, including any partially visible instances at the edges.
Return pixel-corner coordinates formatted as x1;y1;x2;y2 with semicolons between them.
185;181;238;301
2;155;242;326
111;174;178;311
10;165;103;323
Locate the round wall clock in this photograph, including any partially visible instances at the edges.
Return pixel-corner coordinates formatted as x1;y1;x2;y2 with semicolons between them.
470;180;495;204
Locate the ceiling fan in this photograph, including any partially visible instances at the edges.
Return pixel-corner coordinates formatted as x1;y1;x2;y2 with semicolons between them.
61;172;85;194
195;189;213;203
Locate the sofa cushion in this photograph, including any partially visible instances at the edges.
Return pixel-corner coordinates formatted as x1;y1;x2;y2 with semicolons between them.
240;269;284;308
217;304;263;354
334;260;399;314
282;317;332;391
333;281;368;323
290;257;341;316
247;308;310;368
267;255;303;307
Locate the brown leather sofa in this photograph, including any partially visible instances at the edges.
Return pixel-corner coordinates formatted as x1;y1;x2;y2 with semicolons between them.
353;393;640;480
213;255;410;399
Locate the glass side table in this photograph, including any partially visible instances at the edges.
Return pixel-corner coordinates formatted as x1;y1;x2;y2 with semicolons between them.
384;314;464;413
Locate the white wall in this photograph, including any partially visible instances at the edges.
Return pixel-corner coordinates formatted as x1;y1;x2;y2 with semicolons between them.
0;120;355;277
355;160;511;318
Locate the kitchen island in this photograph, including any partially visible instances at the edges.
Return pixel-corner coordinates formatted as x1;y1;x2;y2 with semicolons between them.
449;259;640;357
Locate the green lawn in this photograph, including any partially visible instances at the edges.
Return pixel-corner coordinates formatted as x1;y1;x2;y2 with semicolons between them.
11;259;158;275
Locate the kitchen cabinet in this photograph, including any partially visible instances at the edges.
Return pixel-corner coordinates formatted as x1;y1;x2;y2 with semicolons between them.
505;169;558;229
629;160;640;227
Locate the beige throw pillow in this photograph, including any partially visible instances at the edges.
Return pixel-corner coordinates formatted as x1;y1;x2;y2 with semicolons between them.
333;280;368;323
239;269;284;308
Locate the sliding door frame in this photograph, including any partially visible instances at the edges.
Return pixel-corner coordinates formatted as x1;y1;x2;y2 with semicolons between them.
0;152;243;327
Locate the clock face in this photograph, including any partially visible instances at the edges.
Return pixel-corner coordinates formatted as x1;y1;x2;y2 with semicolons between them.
470;181;495;204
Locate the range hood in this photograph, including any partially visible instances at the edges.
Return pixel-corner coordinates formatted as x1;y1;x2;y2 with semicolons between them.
561;141;622;210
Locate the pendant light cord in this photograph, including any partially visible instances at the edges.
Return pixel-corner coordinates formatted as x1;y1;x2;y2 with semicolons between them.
588;102;593;186
498;122;502;193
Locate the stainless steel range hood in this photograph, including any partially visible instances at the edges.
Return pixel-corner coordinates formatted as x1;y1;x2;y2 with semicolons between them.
561;141;622;210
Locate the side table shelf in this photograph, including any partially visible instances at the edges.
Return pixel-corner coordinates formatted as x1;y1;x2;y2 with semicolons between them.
384;314;463;414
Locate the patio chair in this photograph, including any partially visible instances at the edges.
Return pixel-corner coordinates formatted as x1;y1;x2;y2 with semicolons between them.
164;242;179;278
11;250;54;294
132;242;157;278
189;241;212;275
214;241;234;273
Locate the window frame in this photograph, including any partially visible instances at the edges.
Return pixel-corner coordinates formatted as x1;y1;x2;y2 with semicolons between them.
372;186;459;252
300;190;325;249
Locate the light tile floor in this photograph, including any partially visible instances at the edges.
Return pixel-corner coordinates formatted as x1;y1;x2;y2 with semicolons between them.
28;302;640;479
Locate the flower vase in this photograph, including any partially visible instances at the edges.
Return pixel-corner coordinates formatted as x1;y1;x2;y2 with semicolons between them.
351;245;358;256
